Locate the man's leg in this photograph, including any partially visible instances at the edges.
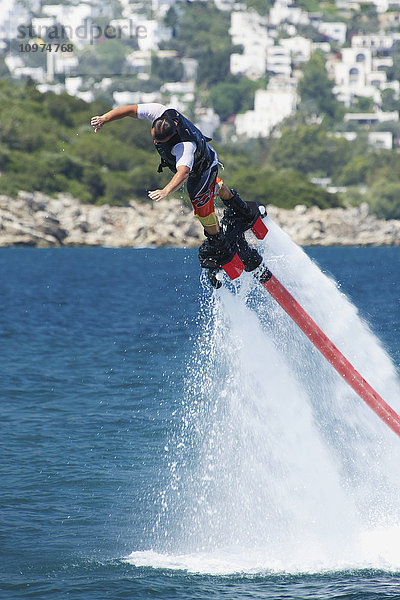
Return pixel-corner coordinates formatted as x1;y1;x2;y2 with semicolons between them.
188;169;220;232
188;169;234;272
218;183;253;222
204;222;219;235
218;182;236;202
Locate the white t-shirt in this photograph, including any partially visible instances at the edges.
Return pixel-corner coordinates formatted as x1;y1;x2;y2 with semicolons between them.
137;103;204;172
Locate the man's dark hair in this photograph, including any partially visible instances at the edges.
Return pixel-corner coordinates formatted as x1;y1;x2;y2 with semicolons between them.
152;117;177;142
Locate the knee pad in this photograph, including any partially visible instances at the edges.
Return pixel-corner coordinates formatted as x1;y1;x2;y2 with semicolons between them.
195;211;218;228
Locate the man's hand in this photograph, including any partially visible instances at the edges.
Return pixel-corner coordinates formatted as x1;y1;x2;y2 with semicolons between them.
148;189;168;202
148;166;190;202
91;106;138;132
90;115;106;132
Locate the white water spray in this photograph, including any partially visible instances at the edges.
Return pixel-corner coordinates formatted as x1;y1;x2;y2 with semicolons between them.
127;219;400;574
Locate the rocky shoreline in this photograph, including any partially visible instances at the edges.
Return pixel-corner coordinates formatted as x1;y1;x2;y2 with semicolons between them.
0;191;399;248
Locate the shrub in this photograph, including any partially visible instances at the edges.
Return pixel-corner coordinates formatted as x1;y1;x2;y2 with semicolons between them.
367;180;400;219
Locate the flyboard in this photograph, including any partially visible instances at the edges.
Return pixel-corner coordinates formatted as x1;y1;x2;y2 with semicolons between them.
199;203;400;439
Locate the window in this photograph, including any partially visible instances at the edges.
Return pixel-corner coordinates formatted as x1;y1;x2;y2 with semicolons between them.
349;67;359;82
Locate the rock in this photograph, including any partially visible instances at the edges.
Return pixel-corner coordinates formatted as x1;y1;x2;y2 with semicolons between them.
0;192;399;247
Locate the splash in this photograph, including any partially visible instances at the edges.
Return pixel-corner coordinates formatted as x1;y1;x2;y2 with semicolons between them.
126;218;400;574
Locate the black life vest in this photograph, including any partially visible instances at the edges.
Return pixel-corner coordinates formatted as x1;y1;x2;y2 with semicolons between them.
154;109;214;176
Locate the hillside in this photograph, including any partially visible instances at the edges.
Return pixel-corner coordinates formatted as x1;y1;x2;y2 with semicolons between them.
0;78;340;210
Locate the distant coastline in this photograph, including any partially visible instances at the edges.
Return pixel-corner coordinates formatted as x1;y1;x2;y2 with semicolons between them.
1;191;399;248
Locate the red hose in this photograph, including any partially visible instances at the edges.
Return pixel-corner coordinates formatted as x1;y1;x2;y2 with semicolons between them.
262;274;400;438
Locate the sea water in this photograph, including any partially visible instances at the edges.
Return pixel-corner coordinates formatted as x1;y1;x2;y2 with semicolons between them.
1;227;400;599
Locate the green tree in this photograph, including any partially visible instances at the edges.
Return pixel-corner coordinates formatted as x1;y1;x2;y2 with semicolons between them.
226;165;340;208
0;55;10;77
0;105;58;152
347;4;379;36
385;51;400;82
100;171;135;205
129;164;161;198
367;180;400;219
270;124;352;177
381;89;399;112
295;0;322;10
166;2;235;88
337;155;372;186
298;51;343;121
78;39;127;76
44;92;88;127
151;54;183;82
164;6;178;30
197;47;233;87
352;96;374;112
246;0;273;15
0;143;9;169
209;78;261;120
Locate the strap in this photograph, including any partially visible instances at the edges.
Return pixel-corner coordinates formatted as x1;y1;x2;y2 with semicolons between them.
157;158;169;173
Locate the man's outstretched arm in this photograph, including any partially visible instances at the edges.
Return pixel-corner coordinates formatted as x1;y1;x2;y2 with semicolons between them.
90;105;138;132
148;166;190;202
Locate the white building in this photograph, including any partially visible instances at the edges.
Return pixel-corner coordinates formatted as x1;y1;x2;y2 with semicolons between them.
279;36;312;64
161;81;195;95
75;90;94;103
269;0;309;26
368;0;400;12
160;82;195;113
136;19;172;51
12;66;46;82
181;58;198;81
317;21;347;45
111;15;172;51
368;131;393;149
55;52;79;77
38;4;96;48
337;0;400;11
230;52;268;79
65;76;83;96
313;42;332;54
229;10;272;79
332;46;399;107
344;110;399;123
335;0;361;10
267;45;292;78
113;90;161;106
351;33;400;53
194;107;220;139
0;0;37;40
230;10;268;46
126;50;151;75
235;77;298;138
30;17;57;38
36;82;65;94
150;0;177;17
214;0;236;10
4;54;23;72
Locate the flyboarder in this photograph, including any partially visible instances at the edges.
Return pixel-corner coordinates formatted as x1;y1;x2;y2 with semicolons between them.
91;106;400;437
90;103;261;278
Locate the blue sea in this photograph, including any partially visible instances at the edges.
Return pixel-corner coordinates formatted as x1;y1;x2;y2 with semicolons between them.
2;222;400;599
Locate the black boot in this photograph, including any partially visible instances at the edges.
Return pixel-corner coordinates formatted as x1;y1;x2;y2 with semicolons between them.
223;189;254;224
198;231;234;270
207;268;222;289
236;234;263;272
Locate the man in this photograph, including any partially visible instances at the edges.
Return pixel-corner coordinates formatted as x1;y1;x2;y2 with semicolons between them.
90;103;258;275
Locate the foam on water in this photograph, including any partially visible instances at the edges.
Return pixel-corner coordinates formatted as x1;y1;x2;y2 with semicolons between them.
126;219;400;575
